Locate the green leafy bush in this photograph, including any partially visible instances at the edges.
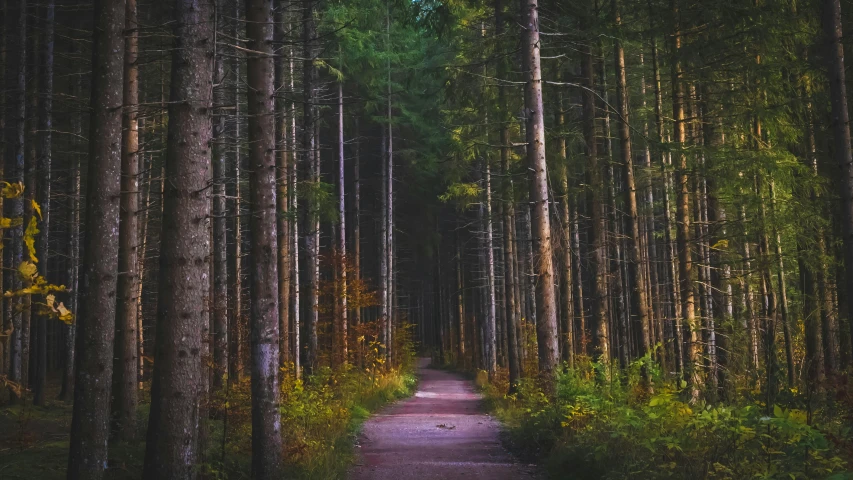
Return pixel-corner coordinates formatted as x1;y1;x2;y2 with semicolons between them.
485;365;851;480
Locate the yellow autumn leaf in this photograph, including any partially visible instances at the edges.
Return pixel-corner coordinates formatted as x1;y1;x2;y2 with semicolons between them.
18;260;38;281
24;215;39;263
0;217;21;229
1;182;24;199
31;200;42;220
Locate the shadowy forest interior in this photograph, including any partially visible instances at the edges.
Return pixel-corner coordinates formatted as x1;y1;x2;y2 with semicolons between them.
2;0;853;478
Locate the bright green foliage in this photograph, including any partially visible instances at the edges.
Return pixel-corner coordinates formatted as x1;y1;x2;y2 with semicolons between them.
483;366;851;479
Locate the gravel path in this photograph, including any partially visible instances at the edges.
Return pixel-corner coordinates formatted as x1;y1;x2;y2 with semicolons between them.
349;358;537;479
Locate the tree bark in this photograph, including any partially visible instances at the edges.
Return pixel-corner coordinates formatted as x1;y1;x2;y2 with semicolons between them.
141;0;214;476
274;0;290;368
521;0;558;374
671;0;701;399
582;33;609;368
111;0;139;437
821;0;849;377
212;0;229;389
555;93;575;369
614;0;651;371
67;0;126;475
32;0;54;408
303;0;319;376
4;0;26;404
337;79;348;365
246;0;283;475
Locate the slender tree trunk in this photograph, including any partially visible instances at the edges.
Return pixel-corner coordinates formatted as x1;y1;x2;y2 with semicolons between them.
60;45;83;403
614;0;651;373
111;0;139;437
385;10;395;364
288;13;300;377
582;33;609;368
456;230;466;366
228;0;244;382
274;1;290;368
556;94;575;369
338;79;348;365
211;0;229;389
671;0;701;399
739;204;760;379
521;0;558;374
303;0;319;375
821;0;850;376
141;0;214;476
245;0;283;475
67;0;126;475
4;0;26;404
32;0;54;407
769;181;794;386
353;119;361;338
484;159;498;377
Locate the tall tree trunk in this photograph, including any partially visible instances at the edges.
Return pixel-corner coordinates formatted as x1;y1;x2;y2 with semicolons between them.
337;79;348;365
4;0;26;404
385;9;395;364
353;119;361;339
582;31;609;368
288;13;300;377
228;0;244;382
274;1;290;368
556;93;575;369
614;0;651;372
212;0;229;389
484;159;497;377
650;34;682;377
67;0;126;475
245;0;283;475
769;181;794;386
822;0;853;370
303;0;319;376
379;125;389;362
671;0;701;399
141;0;214;476
521;0;558;374
60;45;83;402
111;0;139;437
799;117;824;387
32;0;54;407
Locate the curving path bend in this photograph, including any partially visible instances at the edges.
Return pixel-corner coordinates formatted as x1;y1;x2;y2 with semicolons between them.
349;358;537;480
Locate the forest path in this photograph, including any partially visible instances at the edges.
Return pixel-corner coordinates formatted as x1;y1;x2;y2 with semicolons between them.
348;358;537;480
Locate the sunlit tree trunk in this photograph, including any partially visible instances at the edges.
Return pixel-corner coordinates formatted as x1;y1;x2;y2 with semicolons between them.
273;1;290;368
520;0;558;374
671;0;701;399
111;0;139;436
614;0;651;373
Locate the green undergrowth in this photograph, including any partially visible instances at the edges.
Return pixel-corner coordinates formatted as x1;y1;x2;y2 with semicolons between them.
215;365;417;479
0;366;417;479
478;361;853;480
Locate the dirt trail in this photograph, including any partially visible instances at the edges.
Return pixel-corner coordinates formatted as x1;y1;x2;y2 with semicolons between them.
349;358;537;479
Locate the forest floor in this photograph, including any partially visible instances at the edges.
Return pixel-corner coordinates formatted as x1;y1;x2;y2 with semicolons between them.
349;358;538;480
